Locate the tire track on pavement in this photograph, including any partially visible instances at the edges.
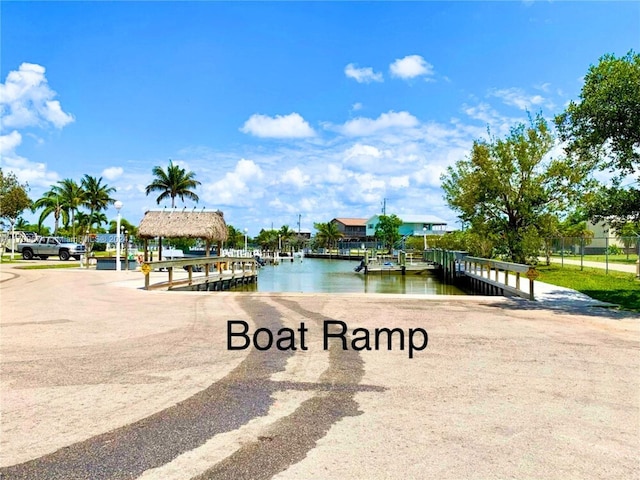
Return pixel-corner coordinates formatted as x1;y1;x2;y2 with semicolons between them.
0;297;292;480
194;296;385;480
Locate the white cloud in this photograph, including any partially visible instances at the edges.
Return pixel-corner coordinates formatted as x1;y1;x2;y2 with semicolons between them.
488;87;551;111
0;63;74;129
344;63;383;83
345;143;382;160
281;166;310;188
463;102;502;124
102;166;124;180
240;113;315;138
0;130;60;188
0;130;22;154
389;175;410;189
389;55;434;80
351;102;363;112
203;159;265;206
336;111;420;136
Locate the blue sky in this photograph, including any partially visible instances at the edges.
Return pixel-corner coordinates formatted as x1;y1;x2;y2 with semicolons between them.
1;1;638;235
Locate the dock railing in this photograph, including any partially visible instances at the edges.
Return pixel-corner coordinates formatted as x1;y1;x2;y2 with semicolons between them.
140;256;257;290
463;256;538;300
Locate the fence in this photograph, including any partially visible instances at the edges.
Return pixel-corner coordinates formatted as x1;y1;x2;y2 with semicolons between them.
542;235;639;273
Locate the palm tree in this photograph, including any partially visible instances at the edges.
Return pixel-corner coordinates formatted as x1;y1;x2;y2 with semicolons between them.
33;189;69;235
314;222;344;250
81;175;115;231
255;229;279;251
76;211;108;235
278;225;296;252
145;160;201;208
226;225;245;249
54;179;85;239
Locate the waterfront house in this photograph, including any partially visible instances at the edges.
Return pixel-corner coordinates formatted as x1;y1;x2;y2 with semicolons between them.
330;218;368;241
365;214;448;237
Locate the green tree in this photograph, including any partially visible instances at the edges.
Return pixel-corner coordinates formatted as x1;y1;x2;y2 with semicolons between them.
81;175;115;231
555;51;640;227
0;169;32;259
54;178;85;239
226;226;246;249
538;213;562;265
374;214;403;253
560;218;594;255
255;228;279;250
278;225;296;252
108;218;138;237
313;222;343;250
33;189;68;235
76;212;108;236
441;115;589;263
145;160;201;208
617;222;639;260
556;50;639;175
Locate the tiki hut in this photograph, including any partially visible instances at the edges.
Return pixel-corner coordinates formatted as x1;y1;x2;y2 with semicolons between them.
137;209;228;261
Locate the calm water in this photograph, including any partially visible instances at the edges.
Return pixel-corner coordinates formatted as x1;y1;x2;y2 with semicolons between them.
246;257;465;295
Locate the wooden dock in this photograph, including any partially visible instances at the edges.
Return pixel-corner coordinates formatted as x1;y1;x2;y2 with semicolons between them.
140;256;258;291
359;262;438;275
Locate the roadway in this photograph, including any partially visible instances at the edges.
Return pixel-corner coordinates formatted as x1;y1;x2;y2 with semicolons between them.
1;263;638;479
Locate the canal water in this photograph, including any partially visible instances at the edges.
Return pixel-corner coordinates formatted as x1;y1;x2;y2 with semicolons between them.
247;257;465;295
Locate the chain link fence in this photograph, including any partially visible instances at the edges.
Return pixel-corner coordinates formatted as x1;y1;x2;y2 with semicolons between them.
542;235;640;274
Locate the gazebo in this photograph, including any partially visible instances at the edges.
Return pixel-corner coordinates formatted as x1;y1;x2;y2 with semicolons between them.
137;209;228;261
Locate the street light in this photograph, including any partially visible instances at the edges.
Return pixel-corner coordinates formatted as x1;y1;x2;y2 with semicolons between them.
244;228;248;254
124;228;129;271
114;200;123;271
423;226;427;250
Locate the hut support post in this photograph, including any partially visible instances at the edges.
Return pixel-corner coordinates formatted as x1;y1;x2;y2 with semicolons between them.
144;239;149;262
168;267;173;287
205;240;210;277
158;237;163;261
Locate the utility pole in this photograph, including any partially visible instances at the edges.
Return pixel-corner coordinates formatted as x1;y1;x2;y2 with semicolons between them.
381;198;387;216
297;214;301;234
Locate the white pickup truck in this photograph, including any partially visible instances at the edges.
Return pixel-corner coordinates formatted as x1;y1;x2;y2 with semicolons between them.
17;236;86;261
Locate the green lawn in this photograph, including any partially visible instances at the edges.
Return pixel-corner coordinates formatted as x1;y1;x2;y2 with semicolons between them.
537;264;640;312
17;263;82;270
550;253;638;265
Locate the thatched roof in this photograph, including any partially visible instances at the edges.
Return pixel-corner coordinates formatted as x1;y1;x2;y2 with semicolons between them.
137;209;228;241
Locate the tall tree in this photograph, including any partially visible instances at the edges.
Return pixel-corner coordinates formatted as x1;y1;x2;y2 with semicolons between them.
313;222;343;250
33;189;68;235
374;214;403;253
54;178;85;239
278;225;296;252
255;229;279;250
441;115;590;263
81;175;115;231
226;225;245;249
145;160;201;208
555;51;640;227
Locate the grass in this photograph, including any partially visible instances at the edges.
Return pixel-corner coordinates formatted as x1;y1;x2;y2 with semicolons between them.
17;263;82;270
537;264;640;312
550;253;639;265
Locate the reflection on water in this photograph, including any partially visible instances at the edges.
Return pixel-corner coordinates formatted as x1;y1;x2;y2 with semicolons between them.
242;258;465;295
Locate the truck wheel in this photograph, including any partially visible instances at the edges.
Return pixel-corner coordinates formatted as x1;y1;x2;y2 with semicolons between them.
59;250;70;261
22;249;34;260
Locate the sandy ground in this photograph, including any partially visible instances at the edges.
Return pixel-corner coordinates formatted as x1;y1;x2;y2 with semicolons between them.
0;263;638;479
